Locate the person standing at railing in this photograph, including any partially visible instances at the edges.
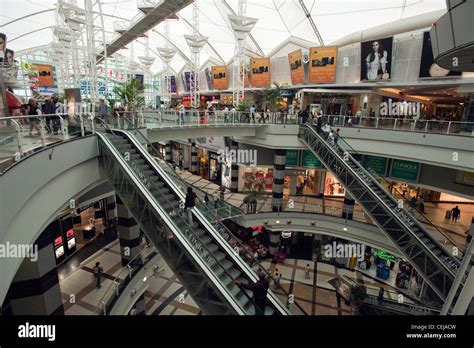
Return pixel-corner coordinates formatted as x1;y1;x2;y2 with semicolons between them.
51;95;62;134
98;99;108;124
334;128;340;145
179;103;185;124
93;262;104;289
451;206;461;223
234;271;269;315
26;98;42;136
42;98;55;133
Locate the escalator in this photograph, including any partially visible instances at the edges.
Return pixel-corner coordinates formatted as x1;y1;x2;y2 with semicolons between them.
299;124;463;301
97;129;288;315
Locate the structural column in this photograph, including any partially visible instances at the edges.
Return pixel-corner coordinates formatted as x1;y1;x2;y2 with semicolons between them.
8;227;64;315
272;149;286;212
269;230;280;256
190;141;199;175
231;140;239;193
341;191;355;220
106;194;117;227
165;141;173;163
131;293;147;315
116;196;142;266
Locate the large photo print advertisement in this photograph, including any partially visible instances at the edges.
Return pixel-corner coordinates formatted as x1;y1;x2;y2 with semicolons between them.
309;46;337;83
360;37;393;81
419;31;462;78
288;49;304;85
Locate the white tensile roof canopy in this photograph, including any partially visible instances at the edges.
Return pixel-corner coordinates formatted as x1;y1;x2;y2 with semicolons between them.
1;0;447;73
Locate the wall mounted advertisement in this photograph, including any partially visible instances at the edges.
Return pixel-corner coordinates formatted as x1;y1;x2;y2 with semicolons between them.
33;64;54;86
250;58;270;87
419;31;461;78
211;66;228;90
182;71;194;92
301;150;322;168
0;32;6;62
309;46;338;83
362;155;388;176
360;37;393;81
286;150;298;167
389;159;420;182
288;49;304;85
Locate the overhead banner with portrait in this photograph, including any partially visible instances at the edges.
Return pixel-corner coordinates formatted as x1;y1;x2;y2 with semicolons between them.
309;46;337;83
33;64;54;86
250;58;270;87
419;31;461;78
211;66;228;90
288;49;304;85
360;37;393;82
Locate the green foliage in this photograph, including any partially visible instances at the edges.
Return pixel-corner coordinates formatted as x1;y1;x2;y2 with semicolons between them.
105;93;118;110
113;78;145;111
350;284;367;303
263;82;285;111
236;99;252;112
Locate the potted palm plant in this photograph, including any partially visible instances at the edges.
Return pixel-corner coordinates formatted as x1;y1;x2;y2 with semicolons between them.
350;284;367;315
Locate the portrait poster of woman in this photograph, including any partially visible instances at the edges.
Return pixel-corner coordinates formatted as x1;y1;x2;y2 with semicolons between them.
360;36;393;81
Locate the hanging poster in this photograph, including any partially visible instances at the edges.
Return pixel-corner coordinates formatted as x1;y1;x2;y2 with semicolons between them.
360;37;393;81
250;58;270;87
419;31;461;78
288;49;304;85
0;32;6;62
205;67;213;90
211;66;228;90
165;76;177;93
33;64;54;86
309;46;338;83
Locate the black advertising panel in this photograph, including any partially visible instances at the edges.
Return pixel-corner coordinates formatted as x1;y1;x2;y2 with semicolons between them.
419;31;462;78
360;37;393;81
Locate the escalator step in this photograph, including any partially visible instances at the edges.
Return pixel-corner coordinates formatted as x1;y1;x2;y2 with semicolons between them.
199;236;213;245
207;244;219;253
195;229;206;237
215;252;226;261
218;260;233;270
228;268;241;279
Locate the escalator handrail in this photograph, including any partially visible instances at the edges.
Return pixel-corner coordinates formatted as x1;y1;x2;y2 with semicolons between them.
324;123;464;257
116;116;296;314
120;128;293;315
118;120;301;315
96;125;250;314
299;125;460;276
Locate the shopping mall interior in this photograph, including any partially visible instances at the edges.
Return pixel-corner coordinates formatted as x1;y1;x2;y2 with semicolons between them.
0;0;473;336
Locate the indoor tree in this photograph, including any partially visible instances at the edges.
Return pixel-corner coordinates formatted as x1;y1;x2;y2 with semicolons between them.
113;78;145;111
263;82;285;111
241;175;267;213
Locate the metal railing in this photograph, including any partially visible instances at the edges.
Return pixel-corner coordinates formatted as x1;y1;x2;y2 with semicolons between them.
95;244;159;315
0;113;94;173
327;115;474;136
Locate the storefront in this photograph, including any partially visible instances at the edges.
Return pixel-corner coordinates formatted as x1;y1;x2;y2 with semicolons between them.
208;151;222;185
239;166;274;192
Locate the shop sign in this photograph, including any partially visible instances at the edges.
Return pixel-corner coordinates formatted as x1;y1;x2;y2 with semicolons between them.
373;249;397;262
390;159;420;182
286;150;298;166
362;155;388;176
301;150;322;168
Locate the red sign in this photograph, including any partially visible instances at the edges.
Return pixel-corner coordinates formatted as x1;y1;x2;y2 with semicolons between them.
54;236;63;247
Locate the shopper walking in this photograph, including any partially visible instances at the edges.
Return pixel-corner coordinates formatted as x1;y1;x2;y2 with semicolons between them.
42;98;55;133
273;272;282;290
451;205;461;223
334;128;340;145
184;187;198;225
98;99;108;124
305;264;311;279
234;271;269;315
378;287;385;303
93;262;104;289
204;192;209;206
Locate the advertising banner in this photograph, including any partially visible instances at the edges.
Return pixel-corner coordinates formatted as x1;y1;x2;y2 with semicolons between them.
286;150;298;166
165;76;177;93
250;58;270;87
183;72;194;92
360;37;393;81
362;155;388;176
212;66;228;90
288;49;304;85
419;31;461;78
301;150;322;168
205;67;213;90
135;74;144;90
309;46;337;83
0;32;6;62
33;64;54;86
390;159;420;182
